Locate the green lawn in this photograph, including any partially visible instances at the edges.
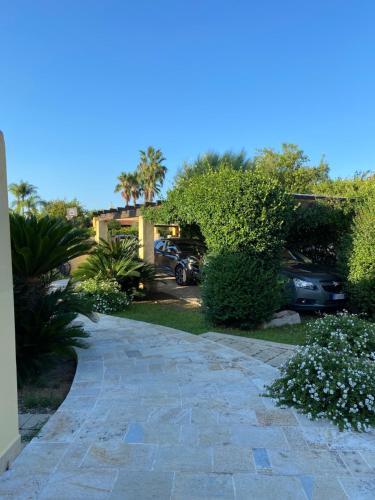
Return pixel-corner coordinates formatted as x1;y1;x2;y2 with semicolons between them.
115;301;309;345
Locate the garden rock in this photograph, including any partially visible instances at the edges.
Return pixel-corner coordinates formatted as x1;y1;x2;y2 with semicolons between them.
261;309;301;329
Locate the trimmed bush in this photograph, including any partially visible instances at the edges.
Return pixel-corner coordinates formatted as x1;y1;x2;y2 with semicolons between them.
348;190;375;318
266;313;375;431
76;277;131;313
201;253;283;328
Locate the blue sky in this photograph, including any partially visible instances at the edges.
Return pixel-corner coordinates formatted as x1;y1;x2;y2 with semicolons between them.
1;0;374;209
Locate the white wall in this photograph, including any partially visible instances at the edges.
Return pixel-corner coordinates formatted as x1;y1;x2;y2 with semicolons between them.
0;131;21;472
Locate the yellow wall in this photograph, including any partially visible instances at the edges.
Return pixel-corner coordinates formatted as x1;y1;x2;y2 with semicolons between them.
0;132;21;472
138;215;155;264
93;216;109;243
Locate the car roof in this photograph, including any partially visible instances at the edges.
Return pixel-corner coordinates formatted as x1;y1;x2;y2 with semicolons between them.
157;238;204;244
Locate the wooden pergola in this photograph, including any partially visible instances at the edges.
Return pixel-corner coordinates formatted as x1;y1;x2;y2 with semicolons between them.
92;205;179;264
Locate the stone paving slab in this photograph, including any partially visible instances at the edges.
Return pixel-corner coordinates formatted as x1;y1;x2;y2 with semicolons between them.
201;331;297;368
1;314;375;498
18;413;51;448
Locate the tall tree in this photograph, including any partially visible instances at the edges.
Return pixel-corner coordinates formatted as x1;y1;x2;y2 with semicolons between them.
253;143;329;193
129;173;141;207
23;194;42;217
41;198;91;229
137;146;167;202
114;172;133;206
175;150;253;183
8;180;40;215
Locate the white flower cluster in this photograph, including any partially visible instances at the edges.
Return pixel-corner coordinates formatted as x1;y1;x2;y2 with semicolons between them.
266;312;375;432
76;277;131;313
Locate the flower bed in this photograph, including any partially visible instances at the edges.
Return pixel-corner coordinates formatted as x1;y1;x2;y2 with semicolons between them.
266;313;375;431
76;277;131;314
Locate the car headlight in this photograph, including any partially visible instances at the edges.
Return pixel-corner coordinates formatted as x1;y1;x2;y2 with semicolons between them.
293;278;315;290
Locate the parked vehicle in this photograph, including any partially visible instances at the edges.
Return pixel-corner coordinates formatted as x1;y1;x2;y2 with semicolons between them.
155;240;346;310
282;249;346;311
154;238;205;285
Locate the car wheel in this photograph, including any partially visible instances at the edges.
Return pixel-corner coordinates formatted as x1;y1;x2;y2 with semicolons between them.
175;266;188;286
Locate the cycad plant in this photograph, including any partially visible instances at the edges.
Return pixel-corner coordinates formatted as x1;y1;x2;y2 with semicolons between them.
74;237;155;292
11;214;93;283
14;283;92;382
137;146;167;202
10;214;95;384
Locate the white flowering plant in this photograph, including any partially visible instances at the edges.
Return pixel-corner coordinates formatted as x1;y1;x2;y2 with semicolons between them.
266;313;375;431
76;277;131;314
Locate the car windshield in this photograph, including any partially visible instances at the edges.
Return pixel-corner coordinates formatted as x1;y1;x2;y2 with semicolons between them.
282;249;312;264
177;242;205;256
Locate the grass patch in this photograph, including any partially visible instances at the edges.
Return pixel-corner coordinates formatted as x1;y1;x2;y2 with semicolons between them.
116;301;309;345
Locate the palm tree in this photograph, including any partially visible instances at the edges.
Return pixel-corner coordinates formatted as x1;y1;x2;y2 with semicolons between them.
8;180;39;215
128;172;141;207
23;194;42;217
114;173;133;206
137;146;167;203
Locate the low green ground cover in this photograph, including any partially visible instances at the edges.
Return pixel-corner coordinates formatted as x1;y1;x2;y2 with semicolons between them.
115;301;309;345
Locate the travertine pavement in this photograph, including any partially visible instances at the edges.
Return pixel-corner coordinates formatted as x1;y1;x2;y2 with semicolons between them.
1;314;375;499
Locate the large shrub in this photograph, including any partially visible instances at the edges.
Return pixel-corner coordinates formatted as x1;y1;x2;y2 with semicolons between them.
10;214;94;383
145;166;293;257
347;190;375;318
145;167;293;327
201;253;283;328
266;313;375;431
76;277;131;313
287;200;354;267
191;169;292;326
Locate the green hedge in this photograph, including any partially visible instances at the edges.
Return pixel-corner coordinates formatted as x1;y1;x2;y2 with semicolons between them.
201;253;283;328
286;200;354;267
348;190;375;318
145;166;293;257
145;166;294;328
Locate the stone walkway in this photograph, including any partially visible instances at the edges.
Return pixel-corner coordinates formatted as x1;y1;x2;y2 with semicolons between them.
201;332;297;368
1;315;375;499
19;414;50;446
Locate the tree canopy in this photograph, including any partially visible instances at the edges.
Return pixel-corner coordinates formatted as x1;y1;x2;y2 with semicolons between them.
8;180;41;215
114;146;167;205
41;198;92;230
145;166;293;257
175;144;330;194
253;143;329;193
175;150;252;183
